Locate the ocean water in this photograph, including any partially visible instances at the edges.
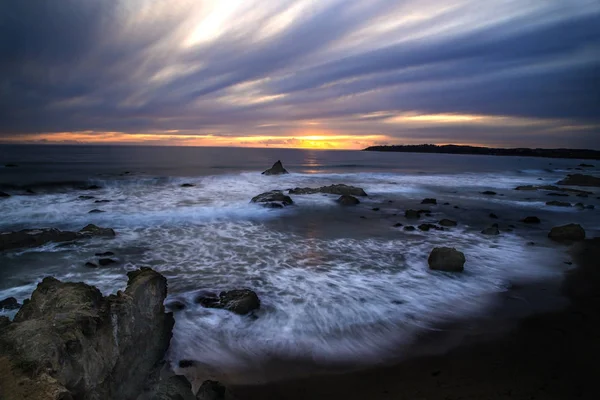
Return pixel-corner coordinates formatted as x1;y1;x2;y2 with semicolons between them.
1;145;599;380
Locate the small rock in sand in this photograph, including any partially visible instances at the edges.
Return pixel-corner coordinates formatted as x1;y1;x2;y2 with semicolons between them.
548;224;586;242
522;216;541;224
428;247;466;272
421;198;437;205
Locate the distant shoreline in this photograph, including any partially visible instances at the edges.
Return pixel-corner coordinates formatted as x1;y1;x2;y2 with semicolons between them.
363;144;600;160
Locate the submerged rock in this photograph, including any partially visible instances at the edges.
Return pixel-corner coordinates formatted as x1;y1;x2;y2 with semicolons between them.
481;191;497;195
481;224;500;235
0;228;78;252
95;251;115;256
514;185;592;195
405;209;420;219
86;184;102;190
418;223;441;232
336;195;360;205
548;224;586;242
489;213;499;219
79;224;116;237
196;289;260;315
372;207;380;211
579;163;594;167
180;183;195;187
547;192;569;197
0;297;20;310
196;380;226;400
0;267;174;400
88;209;105;213
393;223;403;227
546;200;571;207
166;300;186;311
428;247;466;272
404;226;416;231
84;262;98;268
78;195;95;200
438;219;457;227
0;191;10;197
94;199;111;203
557;174;600;187
262;160;289;175
250;190;294;208
98;258;117;266
522;216;541;224
289;184;367;196
421;198;437;205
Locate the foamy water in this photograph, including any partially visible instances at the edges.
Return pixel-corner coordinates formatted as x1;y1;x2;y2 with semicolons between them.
1;146;599;380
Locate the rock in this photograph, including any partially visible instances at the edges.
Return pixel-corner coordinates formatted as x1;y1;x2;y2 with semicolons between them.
78;195;95;200
0;297;20;310
84;262;98;268
262;160;288;175
144;375;195;400
547;192;569;197
372;207;380;211
95;251;115;256
586;205;595;209
180;183;195;187
438;219;457;227
250;190;293;208
418;223;440;232
79;224;116;237
579;163;594;167
405;209;420;219
557;174;600;187
94;199;111;203
86;184;102;190
522;216;541;224
5;164;18;167
89;209;105;213
0;191;10;197
0;228;78;252
453;206;460;209
393;223;403;227
0;316;10;329
196;380;226;400
404;226;416;231
359;216;367;219
489;213;499;219
25;189;35;195
289;184;367;196
336;195;360;205
178;360;195;368
428;247;466;272
166;301;186;311
575;202;585;209
421;198;437;205
196;289;260;315
514;185;592;195
548;224;586;242
481;225;500;235
576;193;589;198
546;201;571;207
481;191;497;195
0;268;174;400
98;258;117;266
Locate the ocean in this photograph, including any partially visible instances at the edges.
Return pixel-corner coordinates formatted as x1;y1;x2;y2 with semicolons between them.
1;145;599;381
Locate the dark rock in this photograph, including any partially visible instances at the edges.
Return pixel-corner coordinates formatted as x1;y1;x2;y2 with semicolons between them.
95;251;115;256
88;209;105;213
372;207;380;211
575;202;585;209
508;224;516;228
180;183;195;187
166;301;186;311
548;224;586;242
527;241;536;246
418;223;439;232
251;190;293;208
522;216;541;224
0;191;10;197
0;268;174;400
579;163;594;167
0;228;78;252
405;209;420;219
4;164;18;167
78;195;95;200
196;380;226;400
86;184;102;190
428;247;465;272
438;219;457;227
94;199;111;203
98;258;117;266
557;174;600;187
489;213;498;219
576;193;589;198
179;360;195;368
388;200;394;203
336;195;360;206
0;297;20;310
404;226;416;231
547;192;569;197
0;316;10;329
481;191;497;195
84;262;98;268
262;160;288;175
421;198;437;205
196;289;260;315
546;201;571;207
514;185;592;195
79;224;116;237
417;209;430;215
586;205;595;209
359;216;367;219
289;184;367;196
147;375;195;400
393;223;403;227
482;225;500;235
25;189;35;195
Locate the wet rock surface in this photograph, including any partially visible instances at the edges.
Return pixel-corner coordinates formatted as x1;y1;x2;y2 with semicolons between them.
548;224;586;242
251;190;294;208
336;195;360;205
289;184;367;196
196;289;260;315
557;174;600;187
428;247;466;272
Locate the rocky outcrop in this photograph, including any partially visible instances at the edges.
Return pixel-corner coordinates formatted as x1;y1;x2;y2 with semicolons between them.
336;195;360;205
0;316;10;329
0;297;20;310
262;160;288;175
548;224;586;242
250;190;294;208
546;201;571;207
196;289;260;315
1;225;116;252
289;184;367;197
557;174;600;187
522;216;541;224
0;267;174;400
428;247;466;272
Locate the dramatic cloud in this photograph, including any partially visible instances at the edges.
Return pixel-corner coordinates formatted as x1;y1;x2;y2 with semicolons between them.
1;0;599;148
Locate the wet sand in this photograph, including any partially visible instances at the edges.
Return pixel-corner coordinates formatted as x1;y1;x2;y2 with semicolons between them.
232;238;600;400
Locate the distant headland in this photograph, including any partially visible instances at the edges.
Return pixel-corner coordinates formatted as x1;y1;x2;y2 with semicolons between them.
363;144;600;160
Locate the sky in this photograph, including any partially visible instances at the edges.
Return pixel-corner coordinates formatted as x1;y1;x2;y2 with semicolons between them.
0;0;599;150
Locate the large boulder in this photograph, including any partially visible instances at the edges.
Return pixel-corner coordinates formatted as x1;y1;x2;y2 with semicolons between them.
289;184;368;196
196;289;260;315
0;268;174;400
557;174;600;187
262;160;288;175
336;195;360;205
251;190;293;208
548;224;586;242
428;247;466;272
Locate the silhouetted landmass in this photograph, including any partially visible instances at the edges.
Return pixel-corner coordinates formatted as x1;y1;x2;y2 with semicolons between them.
363;144;600;160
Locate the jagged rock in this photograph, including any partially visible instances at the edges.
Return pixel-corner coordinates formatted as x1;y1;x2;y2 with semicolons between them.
548;224;586;242
428;247;466;272
405;209;420;219
251;190;293;208
0;228;78;252
404;226;416;231
546;201;571;207
196;380;226;400
196;289;260;315
181;183;195;187
0;191;10;197
336;195;360;205
262;160;288;175
0;297;20;310
438;219;457;227
79;224;116;237
0;268;174;400
289;184;367;196
98;258;117;266
557;174;600;187
421;198;437;205
522;216;541;224
482;224;500;235
481;191;497;195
